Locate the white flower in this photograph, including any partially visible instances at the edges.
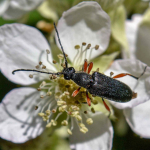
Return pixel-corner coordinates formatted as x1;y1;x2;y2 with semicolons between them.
105;59;150;138
123;9;150;66
120;9;150;138
0;0;44;20
0;2;113;150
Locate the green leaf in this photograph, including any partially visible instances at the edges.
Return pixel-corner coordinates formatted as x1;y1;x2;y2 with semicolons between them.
92;51;119;73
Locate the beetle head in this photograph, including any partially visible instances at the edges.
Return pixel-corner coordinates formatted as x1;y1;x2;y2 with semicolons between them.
63;67;75;80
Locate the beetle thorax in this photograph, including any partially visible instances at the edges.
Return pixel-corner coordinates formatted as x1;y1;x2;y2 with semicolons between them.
72;73;93;88
63;67;75;80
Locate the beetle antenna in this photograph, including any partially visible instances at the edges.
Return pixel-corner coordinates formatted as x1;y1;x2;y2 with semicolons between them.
138;65;147;79
12;69;63;75
54;23;68;68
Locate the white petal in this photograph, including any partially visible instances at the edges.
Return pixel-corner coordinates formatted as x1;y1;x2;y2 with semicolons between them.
124;100;150;138
70;113;113;150
0;0;9;16
0;87;44;143
2;0;44;20
56;1;111;63
0;23;55;85
135;22;150;66
123;14;142;59
105;59;150;109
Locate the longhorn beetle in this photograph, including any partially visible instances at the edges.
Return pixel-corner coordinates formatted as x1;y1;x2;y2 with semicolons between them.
12;23;147;115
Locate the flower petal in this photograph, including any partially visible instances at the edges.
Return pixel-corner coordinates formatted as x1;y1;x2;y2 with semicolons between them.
122;14;142;59
56;1;111;63
135;9;150;66
0;23;55;85
70;113;113;150
0;87;44;143
2;0;44;20
0;0;9;16
124;100;150;138
105;59;150;109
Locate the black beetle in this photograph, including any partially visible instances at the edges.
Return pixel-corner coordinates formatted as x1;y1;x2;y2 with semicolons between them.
12;23;147;114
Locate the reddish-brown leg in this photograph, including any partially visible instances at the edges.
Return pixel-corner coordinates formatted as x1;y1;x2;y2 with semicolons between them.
113;73;138;80
83;60;88;72
72;87;81;97
102;98;111;117
86;91;91;106
87;62;93;74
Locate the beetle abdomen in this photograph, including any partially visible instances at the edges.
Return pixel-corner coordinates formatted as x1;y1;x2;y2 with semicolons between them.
88;72;133;102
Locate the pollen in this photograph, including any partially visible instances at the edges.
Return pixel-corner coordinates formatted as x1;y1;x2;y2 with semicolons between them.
75;45;80;49
35;74;98;134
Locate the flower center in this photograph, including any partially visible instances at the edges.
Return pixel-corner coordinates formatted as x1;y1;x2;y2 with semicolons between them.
37;75;97;134
30;48;101;135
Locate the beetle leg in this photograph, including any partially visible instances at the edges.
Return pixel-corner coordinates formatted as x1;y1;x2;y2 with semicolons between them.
83;59;88;72
87;62;93;74
86;91;91;106
72;87;81;97
113;73;138;80
113;66;147;80
102;98;111;117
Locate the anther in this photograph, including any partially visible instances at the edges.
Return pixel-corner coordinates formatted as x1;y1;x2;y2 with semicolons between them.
61;63;66;68
45;110;51;115
84;111;88;114
91;107;95;113
40;95;44;98
42;65;46;69
82;127;88;132
52;75;57;79
75;45;80;49
65;53;68;57
95;45;99;50
96;68;99;72
79;123;85;128
41;81;46;87
35;106;38;110
57;54;64;59
61;120;68;126
39;61;42;65
47;92;52;96
86;44;91;49
53;60;57;64
64;91;70;95
80;128;86;134
51;120;57;126
92;99;98;105
110;72;114;77
52;109;56;113
46;49;50;54
67;129;72;135
57;101;66;106
37;88;41;91
35;65;39;69
46;122;52;128
86;118;93;125
82;42;86;46
38;113;45;117
76;115;82;121
29;74;33;78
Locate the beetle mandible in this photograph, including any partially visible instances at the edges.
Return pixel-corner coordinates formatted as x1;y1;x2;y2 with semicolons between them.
12;23;147;114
